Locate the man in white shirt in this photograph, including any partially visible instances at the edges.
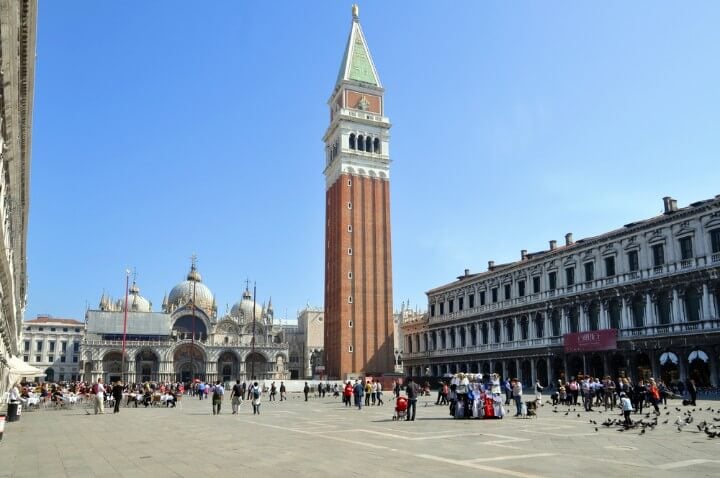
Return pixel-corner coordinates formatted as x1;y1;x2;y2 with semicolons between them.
94;378;106;415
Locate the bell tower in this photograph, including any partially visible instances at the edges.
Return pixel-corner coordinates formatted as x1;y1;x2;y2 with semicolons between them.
323;5;394;379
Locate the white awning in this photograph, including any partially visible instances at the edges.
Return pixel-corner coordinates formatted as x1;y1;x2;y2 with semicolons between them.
7;356;46;383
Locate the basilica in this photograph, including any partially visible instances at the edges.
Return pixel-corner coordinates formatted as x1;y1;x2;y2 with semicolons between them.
81;262;290;384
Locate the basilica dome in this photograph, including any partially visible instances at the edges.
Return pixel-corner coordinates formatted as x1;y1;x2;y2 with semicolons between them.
128;282;152;312
230;289;263;322
167;264;215;312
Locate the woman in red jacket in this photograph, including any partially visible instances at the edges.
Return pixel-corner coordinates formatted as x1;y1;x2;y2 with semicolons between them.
343;381;353;407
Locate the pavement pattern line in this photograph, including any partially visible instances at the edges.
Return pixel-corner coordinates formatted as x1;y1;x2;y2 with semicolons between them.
415;453;547;478
467;453;557;463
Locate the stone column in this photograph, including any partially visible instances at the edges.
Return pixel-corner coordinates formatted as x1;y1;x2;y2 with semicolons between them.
672;288;684;324
599;301;608;330
530;358;537;386
580;304;588;332
649;350;659;380
621;296;630;329
702;284;712;321
560;307;569;334
546;356;552;385
646;293;656;326
709;349;719;388
502;361;508;381
582;354;587;376
602;354;609;378
678;349;688;383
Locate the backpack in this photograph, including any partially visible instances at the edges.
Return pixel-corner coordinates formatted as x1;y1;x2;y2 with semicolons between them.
92;383;99;394
253;388;260;399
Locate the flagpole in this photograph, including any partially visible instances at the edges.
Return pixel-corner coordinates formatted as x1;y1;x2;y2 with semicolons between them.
121;269;130;384
251;282;256;380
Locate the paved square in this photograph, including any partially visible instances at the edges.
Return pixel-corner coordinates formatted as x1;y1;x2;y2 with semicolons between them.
1;394;719;477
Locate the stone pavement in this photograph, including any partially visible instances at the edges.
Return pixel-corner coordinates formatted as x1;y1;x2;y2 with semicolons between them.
1;393;719;477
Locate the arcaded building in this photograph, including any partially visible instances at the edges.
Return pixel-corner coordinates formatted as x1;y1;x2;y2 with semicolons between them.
323;5;394;379
403;196;720;387
0;0;35;397
81;262;290;384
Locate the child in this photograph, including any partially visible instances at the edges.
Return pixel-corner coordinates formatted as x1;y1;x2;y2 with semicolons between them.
619;392;634;426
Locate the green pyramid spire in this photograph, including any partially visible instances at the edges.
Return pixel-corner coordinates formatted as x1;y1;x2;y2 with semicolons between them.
335;5;381;88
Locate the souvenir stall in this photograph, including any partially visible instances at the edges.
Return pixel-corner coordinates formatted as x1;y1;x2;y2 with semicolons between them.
449;373;505;419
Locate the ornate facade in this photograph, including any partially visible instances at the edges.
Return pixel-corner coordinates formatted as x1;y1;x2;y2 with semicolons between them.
0;0;35;397
403;196;720;387
81;262;290;384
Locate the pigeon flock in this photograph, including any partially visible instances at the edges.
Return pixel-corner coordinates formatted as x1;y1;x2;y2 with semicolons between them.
549;402;720;438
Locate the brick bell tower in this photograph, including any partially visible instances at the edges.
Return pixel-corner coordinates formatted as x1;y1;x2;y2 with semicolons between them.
323;4;394;380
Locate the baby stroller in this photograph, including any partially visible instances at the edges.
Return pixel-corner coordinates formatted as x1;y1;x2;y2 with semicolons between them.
393;396;408;421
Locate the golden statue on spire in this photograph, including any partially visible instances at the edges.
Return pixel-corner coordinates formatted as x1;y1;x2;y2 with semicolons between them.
352;4;359;20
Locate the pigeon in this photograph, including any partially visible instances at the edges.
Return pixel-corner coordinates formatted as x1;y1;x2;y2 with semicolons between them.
553;409;558;413
677;426;683;432
662;419;669;424
645;413;651;418
676;407;681;412
617;428;625;432
686;416;694;425
640;429;646;435
594;427;598;432
577;414;581;418
666;412;670;416
564;411;569;416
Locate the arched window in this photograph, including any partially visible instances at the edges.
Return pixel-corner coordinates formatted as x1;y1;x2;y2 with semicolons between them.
589;302;600;331
373;137;380;153
357;135;364;151
520;316;529;340
506;319;514;342
493;321;501;343
481;322;489;344
365;136;372;152
568;306;579;333
349;133;356;150
608;299;621;329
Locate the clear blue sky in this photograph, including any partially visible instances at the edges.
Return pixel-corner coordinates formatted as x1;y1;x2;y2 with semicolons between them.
27;1;720;322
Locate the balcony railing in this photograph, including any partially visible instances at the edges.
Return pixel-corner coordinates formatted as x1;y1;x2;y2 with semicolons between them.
618;319;720;339
427;254;719;324
402;336;564;359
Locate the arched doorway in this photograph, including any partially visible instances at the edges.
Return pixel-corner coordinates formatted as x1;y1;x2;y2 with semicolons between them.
218;351;239;383
493;362;503;379
636;353;652;381
173;343;205;382
136;349;159;382
552;357;564;384
245;352;267;380
659;351;679;385
508;361;517;379
45;368;55;382
589;354;603;378
103;351;125;383
688;350;711;386
610;353;627;380
567;356;583;379
521;360;531;385
537;358;548;386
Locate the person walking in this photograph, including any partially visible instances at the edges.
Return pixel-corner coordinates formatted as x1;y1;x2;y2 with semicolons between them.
251;382;262;415
504;378;512;405
279;382;286;401
353;380;364;410
303;382;310;401
376;381;384;406
94;378;106;415
212;381;224;415
230;380;242;414
647;378;661;415
512;378;523;417
364;380;372;406
112;381;124;414
405;377;419;421
344;381;353;407
269;382;277;401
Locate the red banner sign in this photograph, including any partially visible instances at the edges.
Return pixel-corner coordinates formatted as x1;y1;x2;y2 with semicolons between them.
563;329;617;353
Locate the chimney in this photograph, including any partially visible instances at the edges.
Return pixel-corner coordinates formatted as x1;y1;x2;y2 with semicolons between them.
488;260;495;270
464;268;470;277
565;233;574;246
521;250;528;261
663;196;678;214
549;240;557;251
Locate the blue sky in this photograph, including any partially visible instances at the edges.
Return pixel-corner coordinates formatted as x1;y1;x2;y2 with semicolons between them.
27;1;720;322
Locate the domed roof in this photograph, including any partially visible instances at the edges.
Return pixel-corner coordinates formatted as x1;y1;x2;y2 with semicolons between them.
128;282;152;312
230;288;263;322
168;263;215;312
